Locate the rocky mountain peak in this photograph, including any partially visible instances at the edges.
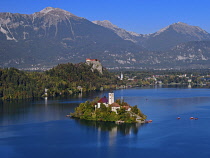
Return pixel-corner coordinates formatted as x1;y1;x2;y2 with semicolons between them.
175;22;188;25
153;22;209;37
170;22;207;33
30;7;83;29
92;20;143;43
40;7;55;14
38;7;78;18
92;20;119;29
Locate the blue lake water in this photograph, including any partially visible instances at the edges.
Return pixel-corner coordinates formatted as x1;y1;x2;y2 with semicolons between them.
1;88;210;158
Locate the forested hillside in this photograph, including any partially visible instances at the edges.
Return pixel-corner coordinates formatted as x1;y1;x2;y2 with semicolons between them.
0;63;117;100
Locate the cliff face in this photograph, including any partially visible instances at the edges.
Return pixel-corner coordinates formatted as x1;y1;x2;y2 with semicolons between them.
86;59;103;74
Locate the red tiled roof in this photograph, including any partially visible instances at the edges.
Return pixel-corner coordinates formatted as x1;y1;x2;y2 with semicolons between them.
122;106;130;110
98;97;108;103
110;103;120;107
86;58;99;61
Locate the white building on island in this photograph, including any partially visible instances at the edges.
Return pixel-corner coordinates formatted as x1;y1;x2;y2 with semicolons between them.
95;92;131;113
110;102;121;113
109;92;114;105
96;96;109;108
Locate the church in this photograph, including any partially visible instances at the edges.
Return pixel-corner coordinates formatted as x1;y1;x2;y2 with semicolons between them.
95;92;131;113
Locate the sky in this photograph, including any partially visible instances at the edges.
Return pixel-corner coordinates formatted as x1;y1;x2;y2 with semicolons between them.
0;0;210;34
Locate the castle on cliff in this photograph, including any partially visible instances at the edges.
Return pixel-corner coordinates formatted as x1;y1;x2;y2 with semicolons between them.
86;58;103;74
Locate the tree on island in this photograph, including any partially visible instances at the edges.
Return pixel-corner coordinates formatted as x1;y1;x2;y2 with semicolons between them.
71;97;147;123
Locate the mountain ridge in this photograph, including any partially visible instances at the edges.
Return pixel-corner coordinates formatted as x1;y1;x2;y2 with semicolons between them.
93;20;210;50
92;20;143;43
1;7;210;70
0;7;145;69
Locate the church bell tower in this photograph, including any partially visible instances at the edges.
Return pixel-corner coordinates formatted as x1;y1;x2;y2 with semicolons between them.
109;92;114;104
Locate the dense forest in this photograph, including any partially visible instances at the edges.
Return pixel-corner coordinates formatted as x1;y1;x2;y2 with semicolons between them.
0;63;118;100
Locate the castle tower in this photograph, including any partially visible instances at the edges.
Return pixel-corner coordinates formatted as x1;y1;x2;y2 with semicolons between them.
109;92;114;104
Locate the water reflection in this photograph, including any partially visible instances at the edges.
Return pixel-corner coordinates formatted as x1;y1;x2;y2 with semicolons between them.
74;119;146;147
44;97;48;107
75;119;146;135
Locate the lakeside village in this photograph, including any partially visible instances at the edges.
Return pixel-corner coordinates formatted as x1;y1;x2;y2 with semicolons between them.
85;58;210;89
3;57;210;101
70;92;149;124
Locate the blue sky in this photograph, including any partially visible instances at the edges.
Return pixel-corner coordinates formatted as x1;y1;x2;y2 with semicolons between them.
0;0;210;34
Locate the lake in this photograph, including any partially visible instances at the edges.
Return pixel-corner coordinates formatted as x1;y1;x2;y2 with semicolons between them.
1;87;210;158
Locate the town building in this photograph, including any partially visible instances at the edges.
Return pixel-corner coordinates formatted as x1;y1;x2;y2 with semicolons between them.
122;105;131;111
110;103;121;113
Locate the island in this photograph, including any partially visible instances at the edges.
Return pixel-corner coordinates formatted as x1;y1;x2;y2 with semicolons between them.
70;92;147;123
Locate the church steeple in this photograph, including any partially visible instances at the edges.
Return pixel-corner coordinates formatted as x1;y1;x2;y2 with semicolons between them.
108;92;114;104
120;72;123;80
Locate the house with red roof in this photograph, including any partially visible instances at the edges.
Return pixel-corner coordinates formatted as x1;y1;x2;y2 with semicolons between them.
95;96;108;108
110;103;121;113
122;105;131;111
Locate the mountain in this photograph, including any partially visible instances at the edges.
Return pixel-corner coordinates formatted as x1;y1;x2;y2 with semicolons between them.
0;7;144;69
92;20;144;43
136;41;210;69
1;7;210;70
143;22;210;51
93;21;210;51
167;41;210;68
